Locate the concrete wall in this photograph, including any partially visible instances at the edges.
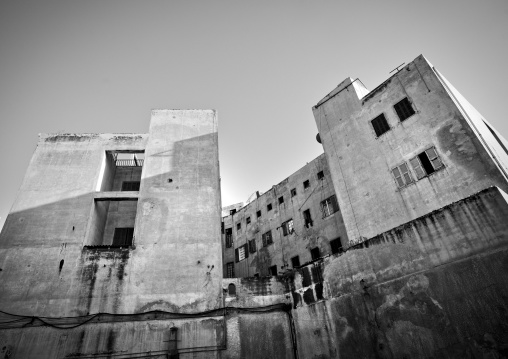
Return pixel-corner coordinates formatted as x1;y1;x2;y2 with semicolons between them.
288;186;508;358
222;153;348;278
313;55;508;245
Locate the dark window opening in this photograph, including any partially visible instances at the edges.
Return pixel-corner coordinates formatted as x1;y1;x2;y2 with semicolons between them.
291;256;300;268
303;180;310;189
310;247;321;261
225;228;233;248
256;210;262;218
236;222;241;232
409;147;443;179
112;227;134;246
291;188;297;197
394;97;415;121
330;238;343;254
228;283;236;296
248;239;257;253
121;181;140;191
371;114;390;137
278;196;284;205
262;230;273;247
246;217;251;225
303;209;313;228
321;195;339;218
254;273;259;278
281;219;294;236
221;222;224;234
267;203;273;211
226;262;235;278
392;163;414;188
269;265;277;276
230;209;237;215
317;171;324;180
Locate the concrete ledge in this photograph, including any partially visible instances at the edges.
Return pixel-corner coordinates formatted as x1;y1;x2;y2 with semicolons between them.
93;191;139;201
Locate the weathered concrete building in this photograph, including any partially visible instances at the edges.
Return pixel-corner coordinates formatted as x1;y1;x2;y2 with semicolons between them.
222;154;348;279
1;55;508;358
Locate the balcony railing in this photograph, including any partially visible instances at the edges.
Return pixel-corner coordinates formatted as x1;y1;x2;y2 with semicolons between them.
115;159;144;167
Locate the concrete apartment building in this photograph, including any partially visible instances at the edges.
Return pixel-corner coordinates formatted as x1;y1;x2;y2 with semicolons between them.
1;55;508;358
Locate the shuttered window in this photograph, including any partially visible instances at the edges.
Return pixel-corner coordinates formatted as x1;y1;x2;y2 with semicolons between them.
394;97;415;121
410;146;444;179
392;163;414;187
235;244;249;262
371;114;390;137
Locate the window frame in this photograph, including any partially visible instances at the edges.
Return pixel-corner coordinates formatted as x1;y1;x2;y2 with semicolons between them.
393;97;415;122
267;203;273;212
320;195;339;218
256;210;262;218
371;113;390;138
303;209;313;228
391;162;414;188
409;146;444;180
281;219;294;236
310;247;321;261
303;180;310;189
226;262;235;278
330;238;343;254
235;243;249;263
262;230;273;247
225;228;233;248
291;256;300;268
121;181;140;191
278;196;284;205
290;188;297;197
317;171;324;180
248;239;257;253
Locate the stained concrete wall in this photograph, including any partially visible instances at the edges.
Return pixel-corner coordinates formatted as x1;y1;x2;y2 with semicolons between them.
288;186;508;358
0;110;223;358
222;153;348;278
313;54;508;245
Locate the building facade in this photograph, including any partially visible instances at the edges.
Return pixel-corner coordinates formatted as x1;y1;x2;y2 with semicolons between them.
1;55;508;358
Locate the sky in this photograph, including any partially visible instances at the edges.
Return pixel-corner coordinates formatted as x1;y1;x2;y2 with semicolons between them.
1;0;507;230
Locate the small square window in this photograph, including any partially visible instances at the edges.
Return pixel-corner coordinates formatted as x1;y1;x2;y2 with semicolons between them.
317;171;324;180
281;219;294;236
267;203;273;211
321;195;339;218
269;265;277;276
262;230;273;247
409;146;444;179
392;163;414;188
371;114;390;137
394;97;415;122
256;210;262;218
303;180;310;189
310;247;321;261
278;196;284;205
291;256;300;268
230;209;237;215
291;188;297;197
226;262;235;278
330;238;343;254
225;228;233;248
246;217;251;225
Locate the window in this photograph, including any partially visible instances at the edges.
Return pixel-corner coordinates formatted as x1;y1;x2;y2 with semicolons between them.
254;273;259;278
230;209;237;215
303;180;310;189
225;228;233;248
256;210;262;218
278;196;284;205
394;97;415;122
267;203;273;211
310;247;321;260
317;171;324;180
248;239;257;253
269;265;277;276
246;217;251;225
303;209;313;228
121;181;140;191
330;238;343;254
392;163;414;188
235;244;249;262
409;146;444;179
262;230;273;247
291;256;300;268
112;227;134;246
321;195;339;218
228;283;236;296
236;222;241;232
226;262;235;278
371;114;390;137
281;219;294;236
291;188;297;197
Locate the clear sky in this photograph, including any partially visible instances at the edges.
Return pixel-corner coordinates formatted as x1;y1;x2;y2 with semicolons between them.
1;0;507;230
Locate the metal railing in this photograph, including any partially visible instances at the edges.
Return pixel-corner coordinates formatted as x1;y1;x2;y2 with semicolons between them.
115;159;144;167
